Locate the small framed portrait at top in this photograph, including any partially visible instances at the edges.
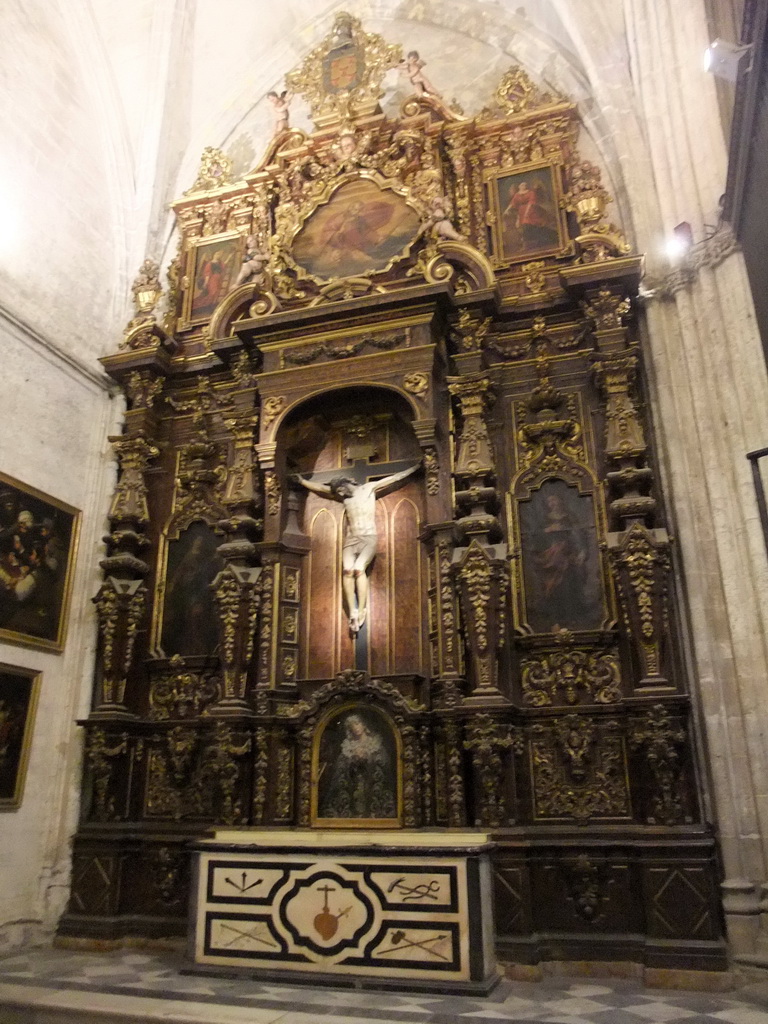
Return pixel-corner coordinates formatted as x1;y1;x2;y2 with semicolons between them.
0;663;41;810
181;231;244;327
486;161;571;264
0;472;81;652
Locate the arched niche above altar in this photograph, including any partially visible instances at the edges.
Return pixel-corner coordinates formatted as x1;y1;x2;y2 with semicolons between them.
278;387;427;683
312;702;401;827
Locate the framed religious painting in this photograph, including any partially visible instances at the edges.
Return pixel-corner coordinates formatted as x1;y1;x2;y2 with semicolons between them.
312;703;401;828
153;520;225;658
485;160;571;264
289;177;421;282
0;663;41;810
0;472;81;652
515;477;607;634
181;230;244;327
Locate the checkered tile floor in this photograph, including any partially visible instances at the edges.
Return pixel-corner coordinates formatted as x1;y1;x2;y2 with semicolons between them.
0;947;767;1024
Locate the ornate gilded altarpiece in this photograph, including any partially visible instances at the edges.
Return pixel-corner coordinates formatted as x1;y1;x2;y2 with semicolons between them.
61;15;726;971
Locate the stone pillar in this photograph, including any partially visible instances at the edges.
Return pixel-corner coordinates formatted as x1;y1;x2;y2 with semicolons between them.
625;0;768;955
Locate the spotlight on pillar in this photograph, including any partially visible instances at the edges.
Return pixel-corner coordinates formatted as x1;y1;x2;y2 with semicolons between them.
665;221;693;262
704;38;753;82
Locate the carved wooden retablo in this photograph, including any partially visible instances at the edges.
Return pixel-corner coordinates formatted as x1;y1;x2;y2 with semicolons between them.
62;12;726;975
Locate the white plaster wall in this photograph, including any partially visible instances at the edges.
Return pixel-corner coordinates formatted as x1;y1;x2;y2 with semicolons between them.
0;2;128;361
0;314;119;952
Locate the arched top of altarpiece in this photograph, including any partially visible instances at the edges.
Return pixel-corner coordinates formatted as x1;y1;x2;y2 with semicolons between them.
111;10;634;365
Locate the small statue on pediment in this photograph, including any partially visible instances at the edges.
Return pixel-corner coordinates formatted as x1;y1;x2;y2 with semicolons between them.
330;126;374;171
204;198;229;236
230;235;270;291
399;50;441;98
267;90;293;136
419;196;465;243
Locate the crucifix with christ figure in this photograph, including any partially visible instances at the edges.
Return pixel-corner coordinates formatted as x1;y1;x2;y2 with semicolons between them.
295;441;420;641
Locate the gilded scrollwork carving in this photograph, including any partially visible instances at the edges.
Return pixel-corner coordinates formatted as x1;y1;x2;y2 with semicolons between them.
608;522;671;684
464;715;516;828
108;435;160;528
124;371;164;411
521;646;622;707
149;655;221;720
253;726;268;824
560;853;608;922
185;146;234;195
453;540;508;698
494;66;559;115
276;741;293;820
262;395;285;427
629;704;687;825
423;446;440;496
582;289;631;332
257;563;276;688
450;309;492;353
211;563;262;706
264;471;281;517
530;717;631;822
146;722;250;824
522;261;546;294
150;845;188;906
285;13;402;128
93;578;146;711
85;728;128;821
448;375;495;478
280;332;405;369
444;719;466;827
403;371;429;400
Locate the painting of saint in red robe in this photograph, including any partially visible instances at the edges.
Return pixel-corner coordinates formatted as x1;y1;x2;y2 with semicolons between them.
519;479;604;633
190;237;240;320
498;167;561;260
293;178;421;280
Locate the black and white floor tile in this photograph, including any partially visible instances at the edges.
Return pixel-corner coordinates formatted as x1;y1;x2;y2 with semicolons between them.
0;947;767;1024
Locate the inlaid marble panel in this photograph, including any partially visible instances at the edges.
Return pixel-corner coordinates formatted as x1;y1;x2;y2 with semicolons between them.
192;831;496;989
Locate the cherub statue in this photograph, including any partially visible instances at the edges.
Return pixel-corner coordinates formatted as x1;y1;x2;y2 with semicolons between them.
330;127;374;171
231;235;270;291
267;90;293;136
419;196;466;243
399;50;441;98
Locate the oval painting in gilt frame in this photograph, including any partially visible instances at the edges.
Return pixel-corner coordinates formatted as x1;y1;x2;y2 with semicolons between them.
291;178;421;281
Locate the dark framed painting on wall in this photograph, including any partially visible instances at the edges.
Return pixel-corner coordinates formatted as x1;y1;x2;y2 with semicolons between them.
0;664;41;810
182;231;244;326
486;161;570;264
155;520;225;658
312;703;401;827
0;472;81;652
517;478;605;634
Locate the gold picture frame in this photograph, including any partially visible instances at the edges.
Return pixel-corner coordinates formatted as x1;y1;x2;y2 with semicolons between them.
181;230;244;328
0;663;41;810
285;172;423;284
485;159;572;265
311;701;402;828
0;471;81;652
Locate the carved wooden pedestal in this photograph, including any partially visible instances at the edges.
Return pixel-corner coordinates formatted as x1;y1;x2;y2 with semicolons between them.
190;830;498;993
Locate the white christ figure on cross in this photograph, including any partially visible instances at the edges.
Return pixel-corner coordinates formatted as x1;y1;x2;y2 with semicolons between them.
296;462;420;634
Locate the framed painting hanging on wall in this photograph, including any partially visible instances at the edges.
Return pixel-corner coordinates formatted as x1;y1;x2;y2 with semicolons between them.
0;663;41;810
485;161;571;264
0;472;81;652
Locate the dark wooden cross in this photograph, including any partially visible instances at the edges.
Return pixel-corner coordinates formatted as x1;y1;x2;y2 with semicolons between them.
298;443;420;670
